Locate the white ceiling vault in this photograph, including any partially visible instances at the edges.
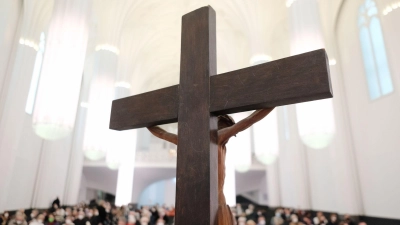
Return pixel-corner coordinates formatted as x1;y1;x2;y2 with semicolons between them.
20;0;344;98
118;0;286;94
110;0;343;95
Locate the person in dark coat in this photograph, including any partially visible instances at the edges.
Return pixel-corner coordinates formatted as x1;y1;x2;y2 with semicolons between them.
73;211;88;225
52;198;60;209
87;209;100;225
96;201;106;225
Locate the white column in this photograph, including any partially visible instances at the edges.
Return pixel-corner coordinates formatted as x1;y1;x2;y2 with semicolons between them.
82;50;118;161
63;53;96;205
0;0;53;212
114;45;137;207
111;1;144;203
32;0;90;141
113;80;137;206
286;0;362;213
83;0;134;163
30;0;91;208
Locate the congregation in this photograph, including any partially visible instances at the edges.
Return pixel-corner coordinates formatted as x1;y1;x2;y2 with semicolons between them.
0;198;368;225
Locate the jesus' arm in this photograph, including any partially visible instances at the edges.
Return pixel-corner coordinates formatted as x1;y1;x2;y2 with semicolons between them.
147;126;178;145
218;108;275;144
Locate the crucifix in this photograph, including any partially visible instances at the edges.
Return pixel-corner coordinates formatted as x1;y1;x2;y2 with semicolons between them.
109;6;332;225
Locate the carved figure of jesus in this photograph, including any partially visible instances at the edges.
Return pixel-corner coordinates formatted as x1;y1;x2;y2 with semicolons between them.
147;108;274;225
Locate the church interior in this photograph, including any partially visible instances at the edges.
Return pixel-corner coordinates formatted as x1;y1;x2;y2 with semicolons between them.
0;0;399;225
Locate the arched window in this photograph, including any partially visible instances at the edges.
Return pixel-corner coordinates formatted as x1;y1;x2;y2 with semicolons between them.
358;0;393;100
25;32;45;114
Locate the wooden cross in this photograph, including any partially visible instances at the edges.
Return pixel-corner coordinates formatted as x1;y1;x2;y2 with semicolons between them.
109;6;332;225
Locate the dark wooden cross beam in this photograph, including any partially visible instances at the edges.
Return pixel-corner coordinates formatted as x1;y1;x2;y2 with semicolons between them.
110;6;332;225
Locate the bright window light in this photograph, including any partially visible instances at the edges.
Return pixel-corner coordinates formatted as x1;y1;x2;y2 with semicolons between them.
25;32;45;115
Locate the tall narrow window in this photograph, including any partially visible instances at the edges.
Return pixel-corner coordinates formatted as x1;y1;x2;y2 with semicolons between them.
358;0;393;100
25;32;45;114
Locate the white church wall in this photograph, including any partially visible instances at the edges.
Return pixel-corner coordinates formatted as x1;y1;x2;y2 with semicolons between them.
83;167;118;196
337;0;400;219
85;189;97;202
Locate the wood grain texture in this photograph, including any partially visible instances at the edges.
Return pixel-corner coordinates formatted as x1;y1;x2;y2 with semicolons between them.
174;6;218;225
109;49;332;130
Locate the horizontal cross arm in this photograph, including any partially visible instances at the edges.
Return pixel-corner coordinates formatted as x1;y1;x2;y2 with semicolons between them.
211;49;332;114
109;86;178;130
110;49;332;130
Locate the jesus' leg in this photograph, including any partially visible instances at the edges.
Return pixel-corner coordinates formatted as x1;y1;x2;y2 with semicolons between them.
217;145;235;225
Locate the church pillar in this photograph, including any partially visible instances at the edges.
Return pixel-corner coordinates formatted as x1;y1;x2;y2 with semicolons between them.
114;78;136;206
285;0;363;214
99;1;142;205
30;0;91;208
0;0;54;212
63;54;95;205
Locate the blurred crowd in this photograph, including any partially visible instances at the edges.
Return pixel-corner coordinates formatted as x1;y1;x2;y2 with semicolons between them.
0;199;369;225
0;198;174;225
231;204;368;225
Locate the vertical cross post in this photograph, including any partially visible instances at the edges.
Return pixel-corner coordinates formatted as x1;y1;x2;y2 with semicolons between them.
175;6;218;225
